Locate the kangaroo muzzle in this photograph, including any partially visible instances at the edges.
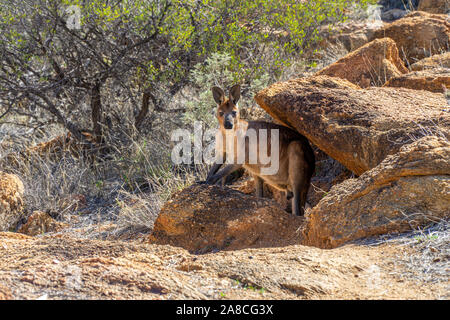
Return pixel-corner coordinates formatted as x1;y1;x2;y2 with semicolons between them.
224;115;234;130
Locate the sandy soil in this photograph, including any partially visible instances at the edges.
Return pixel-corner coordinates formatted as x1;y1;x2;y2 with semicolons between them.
0;232;447;300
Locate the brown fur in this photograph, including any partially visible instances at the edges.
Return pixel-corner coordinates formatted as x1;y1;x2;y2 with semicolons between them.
206;85;315;216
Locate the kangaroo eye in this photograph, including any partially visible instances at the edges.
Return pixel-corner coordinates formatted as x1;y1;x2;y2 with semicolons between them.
219;111;224;117
232;111;237;117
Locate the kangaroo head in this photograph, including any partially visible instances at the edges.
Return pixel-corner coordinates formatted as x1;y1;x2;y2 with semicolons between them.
212;84;241;130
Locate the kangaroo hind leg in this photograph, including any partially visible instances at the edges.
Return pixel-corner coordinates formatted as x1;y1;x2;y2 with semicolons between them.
288;141;309;216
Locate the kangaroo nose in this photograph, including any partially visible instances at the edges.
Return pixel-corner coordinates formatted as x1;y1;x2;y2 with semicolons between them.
224;122;233;129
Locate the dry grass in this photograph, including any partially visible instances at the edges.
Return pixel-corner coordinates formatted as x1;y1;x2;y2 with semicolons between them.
392;221;449;285
357;218;449;288
0;124;209;238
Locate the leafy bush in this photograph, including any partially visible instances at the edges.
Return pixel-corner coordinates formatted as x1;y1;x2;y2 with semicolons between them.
0;0;377;143
184;52;271;127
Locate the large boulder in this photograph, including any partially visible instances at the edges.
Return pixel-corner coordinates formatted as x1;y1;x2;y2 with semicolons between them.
418;0;449;14
302;136;450;249
371;11;450;63
231;174;291;209
410;52;450;71
315;38;408;87
383;67;450;92
149;184;305;253
254;76;449;175
0;172;24;231
232;150;351;209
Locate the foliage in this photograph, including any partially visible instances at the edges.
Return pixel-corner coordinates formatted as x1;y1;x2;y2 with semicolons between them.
184;52;270;127
0;0;376;143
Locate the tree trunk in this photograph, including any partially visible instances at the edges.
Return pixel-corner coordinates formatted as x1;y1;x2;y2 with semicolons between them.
91;82;103;144
135;90;150;130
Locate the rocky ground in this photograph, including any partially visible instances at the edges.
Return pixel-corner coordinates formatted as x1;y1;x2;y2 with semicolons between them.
0;232;447;300
1;3;449;300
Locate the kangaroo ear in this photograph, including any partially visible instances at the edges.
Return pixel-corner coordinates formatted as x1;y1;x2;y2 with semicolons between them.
212;86;225;105
229;84;241;104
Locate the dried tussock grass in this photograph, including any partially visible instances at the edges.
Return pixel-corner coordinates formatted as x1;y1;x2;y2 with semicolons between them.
357;217;449;288
0;125;209;238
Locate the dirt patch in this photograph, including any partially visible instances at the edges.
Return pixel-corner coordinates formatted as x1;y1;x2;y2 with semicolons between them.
0;232;446;300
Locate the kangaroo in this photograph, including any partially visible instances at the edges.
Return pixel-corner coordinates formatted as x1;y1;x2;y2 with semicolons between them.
205;84;315;216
